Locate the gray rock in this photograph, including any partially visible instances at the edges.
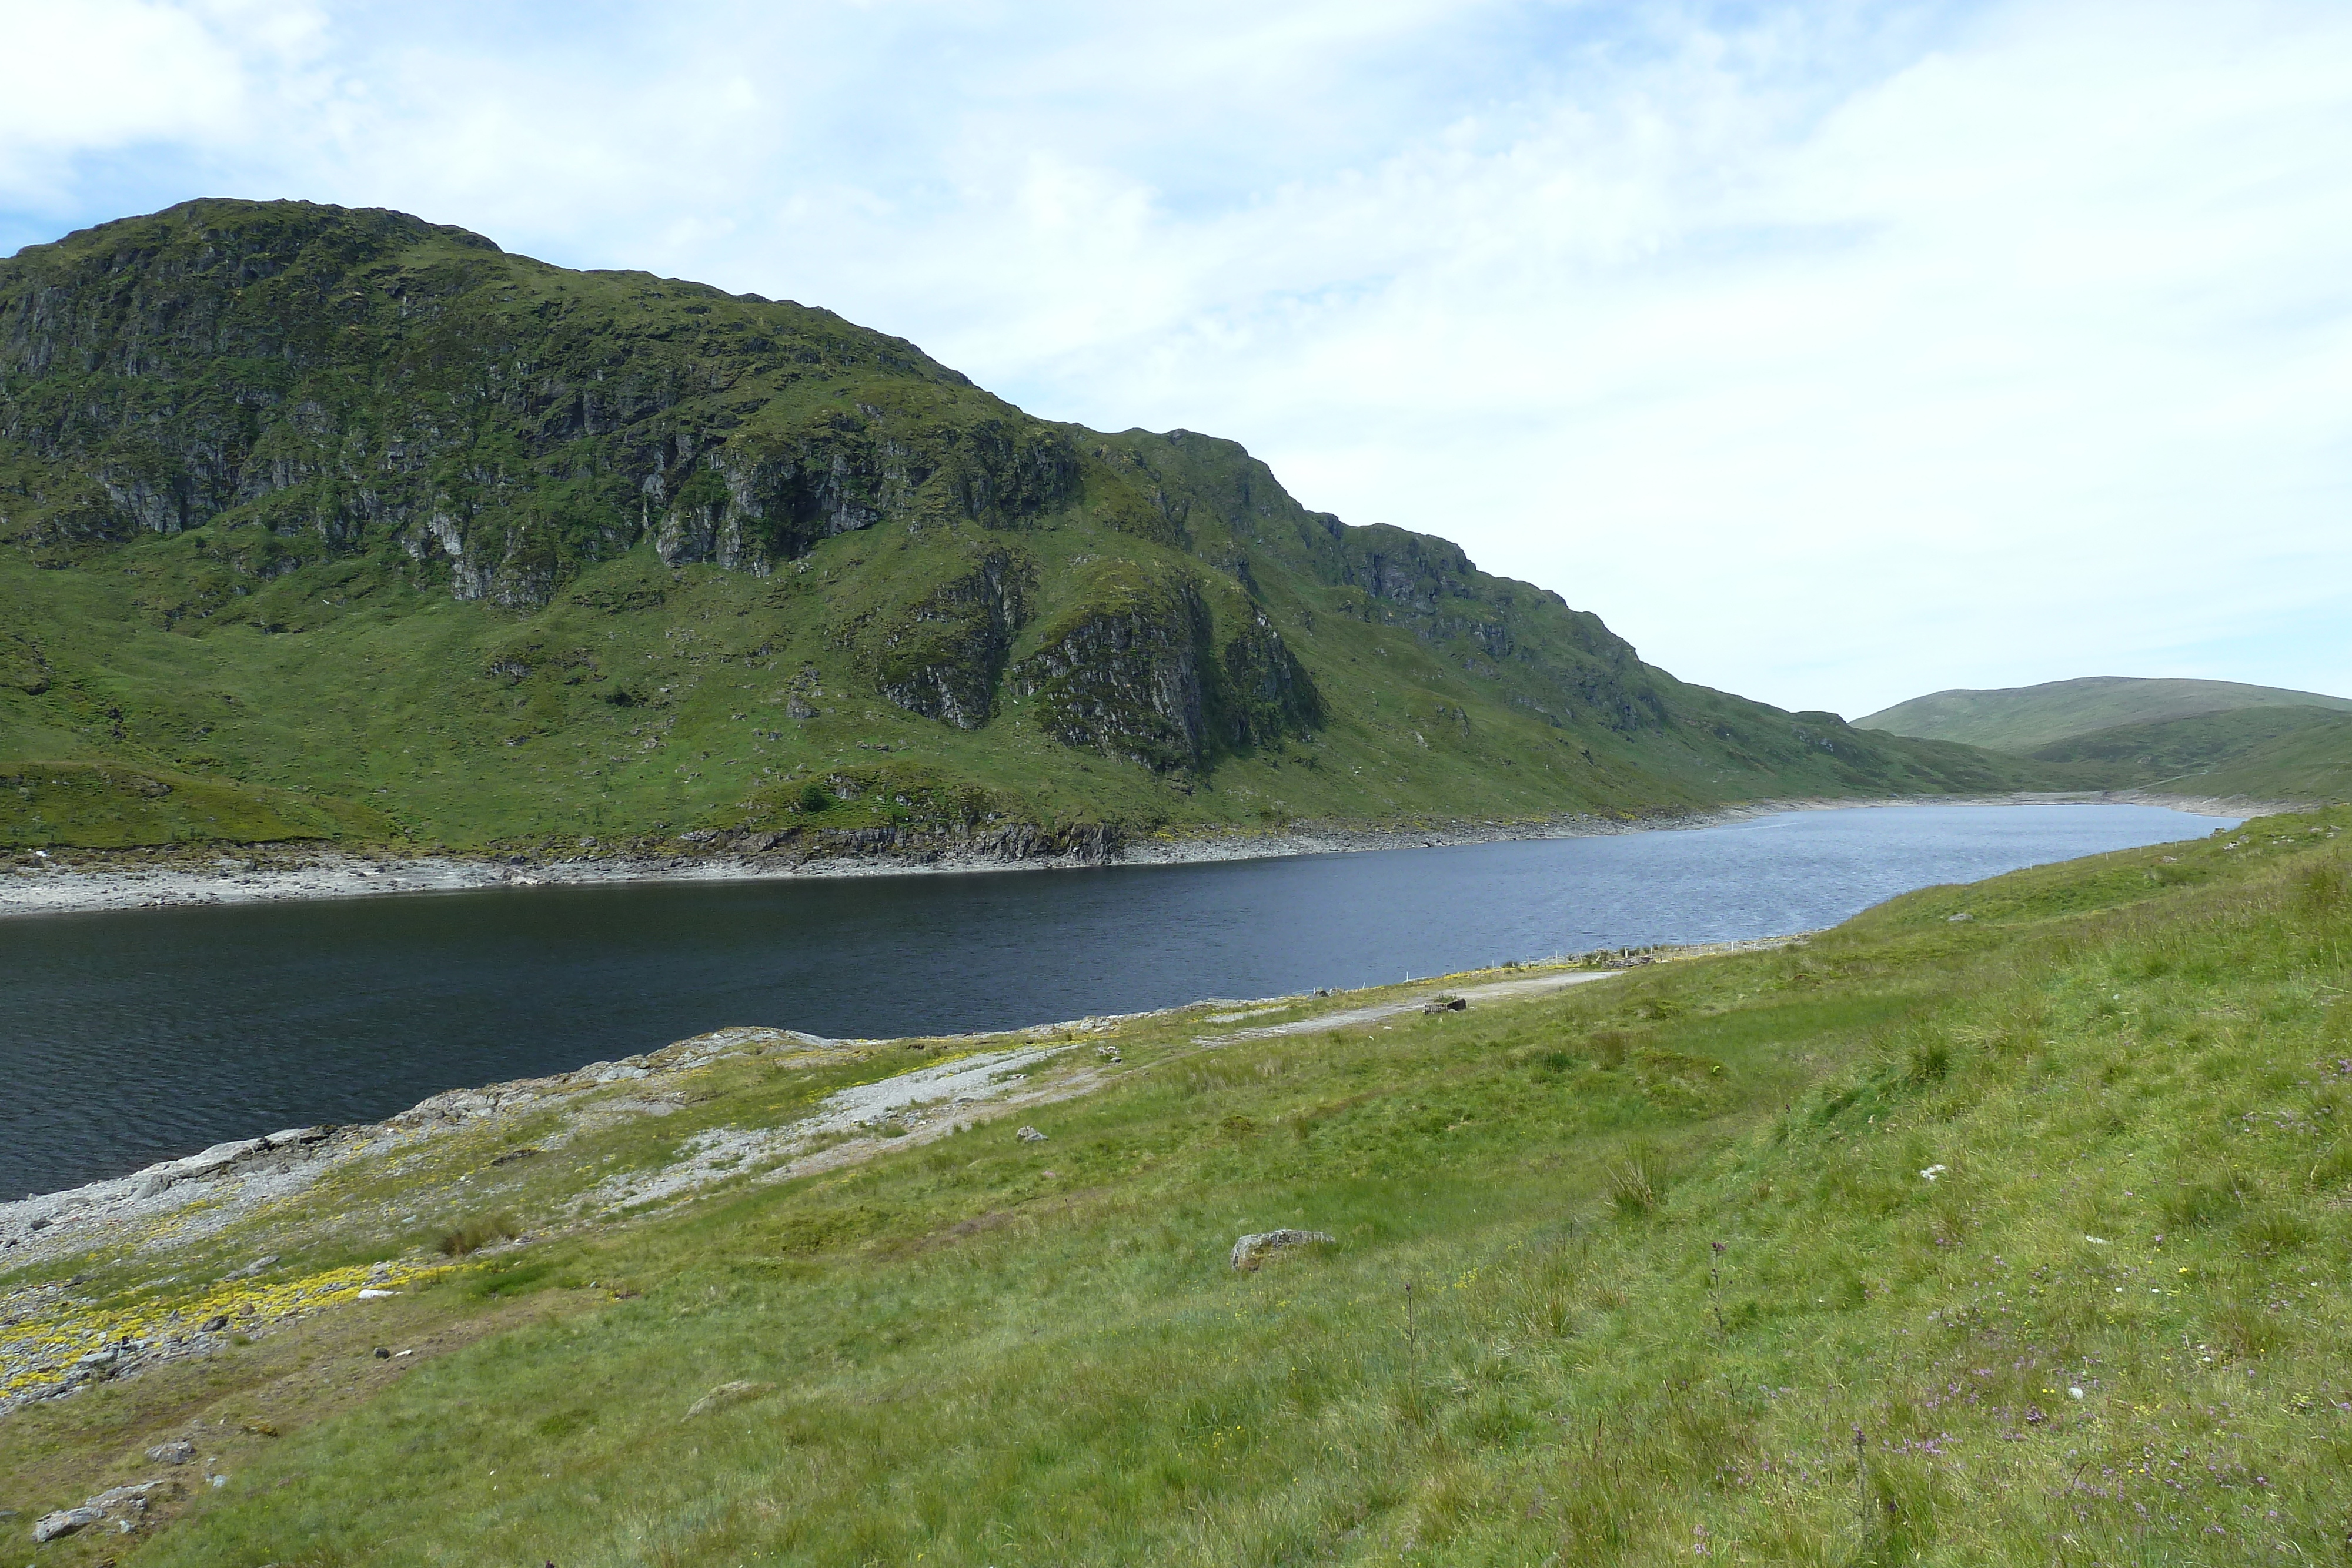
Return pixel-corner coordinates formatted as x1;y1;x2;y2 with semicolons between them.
32;1506;101;1542
1015;1126;1047;1142
88;1479;171;1515
1423;995;1467;1014
147;1439;196;1465
1230;1229;1335;1271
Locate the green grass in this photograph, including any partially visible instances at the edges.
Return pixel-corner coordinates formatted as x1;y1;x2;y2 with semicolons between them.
8;810;2352;1563
2027;706;2352;803
1858;676;2352;753
0;759;389;847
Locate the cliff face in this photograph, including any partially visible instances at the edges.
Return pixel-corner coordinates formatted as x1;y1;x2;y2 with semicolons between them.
0;200;2065;849
0;201;1071;598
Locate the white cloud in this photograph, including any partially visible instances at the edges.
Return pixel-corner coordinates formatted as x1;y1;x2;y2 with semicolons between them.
0;2;244;177
2;0;2347;714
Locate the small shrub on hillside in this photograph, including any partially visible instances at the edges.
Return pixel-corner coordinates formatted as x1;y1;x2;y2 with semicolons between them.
797;782;835;814
1904;1037;1953;1085
439;1213;521;1256
1608;1145;1668;1218
2293;857;2348;917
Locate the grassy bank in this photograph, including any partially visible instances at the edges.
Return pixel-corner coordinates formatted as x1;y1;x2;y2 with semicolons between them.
5;811;2348;1563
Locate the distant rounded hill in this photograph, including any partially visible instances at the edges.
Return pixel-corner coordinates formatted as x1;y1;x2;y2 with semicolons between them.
1857;676;2352;803
1856;676;2352;754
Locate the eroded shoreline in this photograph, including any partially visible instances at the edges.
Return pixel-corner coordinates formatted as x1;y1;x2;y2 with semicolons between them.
0;958;1669;1423
0;788;2267;919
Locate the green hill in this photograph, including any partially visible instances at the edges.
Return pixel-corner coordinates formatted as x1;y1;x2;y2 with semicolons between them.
1856;676;2352;753
1;199;2053;855
5;808;2347;1563
2027;706;2352;803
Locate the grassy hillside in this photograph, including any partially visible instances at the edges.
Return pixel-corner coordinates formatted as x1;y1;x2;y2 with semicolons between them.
1;199;2054;852
1856;676;2352;753
7;810;2350;1564
2027;706;2352;803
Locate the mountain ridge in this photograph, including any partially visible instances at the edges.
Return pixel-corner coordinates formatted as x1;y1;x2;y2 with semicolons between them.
2;198;2060;852
1857;675;2352;753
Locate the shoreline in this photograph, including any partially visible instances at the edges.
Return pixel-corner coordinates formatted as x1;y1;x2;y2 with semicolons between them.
0;950;1720;1419
0;789;2274;920
4;934;1806;1246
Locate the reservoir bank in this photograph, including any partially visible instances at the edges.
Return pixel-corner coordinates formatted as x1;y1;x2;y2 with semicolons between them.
2;801;2232;1196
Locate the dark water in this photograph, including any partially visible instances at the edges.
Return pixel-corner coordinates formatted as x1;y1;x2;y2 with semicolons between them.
1;803;2227;1197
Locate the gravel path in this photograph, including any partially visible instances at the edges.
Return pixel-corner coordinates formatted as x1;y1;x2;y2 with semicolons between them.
1192;969;1626;1043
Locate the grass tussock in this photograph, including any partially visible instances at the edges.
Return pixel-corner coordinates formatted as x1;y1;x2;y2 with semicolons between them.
436;1213;521;1257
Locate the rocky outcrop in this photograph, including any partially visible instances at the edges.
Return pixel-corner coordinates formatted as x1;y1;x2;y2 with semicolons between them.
32;1478;182;1541
743;819;1124;866
652;420;1077;576
0;200;1073;596
1012;570;1324;768
32;1505;102;1542
847;549;1037;727
1014;572;1212;771
1215;610;1322;748
1340;525;1475;611
1229;1229;1334;1270
121;1128;334;1202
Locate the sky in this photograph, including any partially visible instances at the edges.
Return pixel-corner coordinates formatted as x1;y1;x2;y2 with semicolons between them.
2;0;2348;719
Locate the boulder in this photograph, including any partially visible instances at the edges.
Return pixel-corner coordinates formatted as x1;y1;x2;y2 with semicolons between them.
147;1440;196;1465
88;1479;173;1515
1230;1229;1335;1271
1015;1126;1048;1143
1424;995;1467;1014
32;1506;100;1542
